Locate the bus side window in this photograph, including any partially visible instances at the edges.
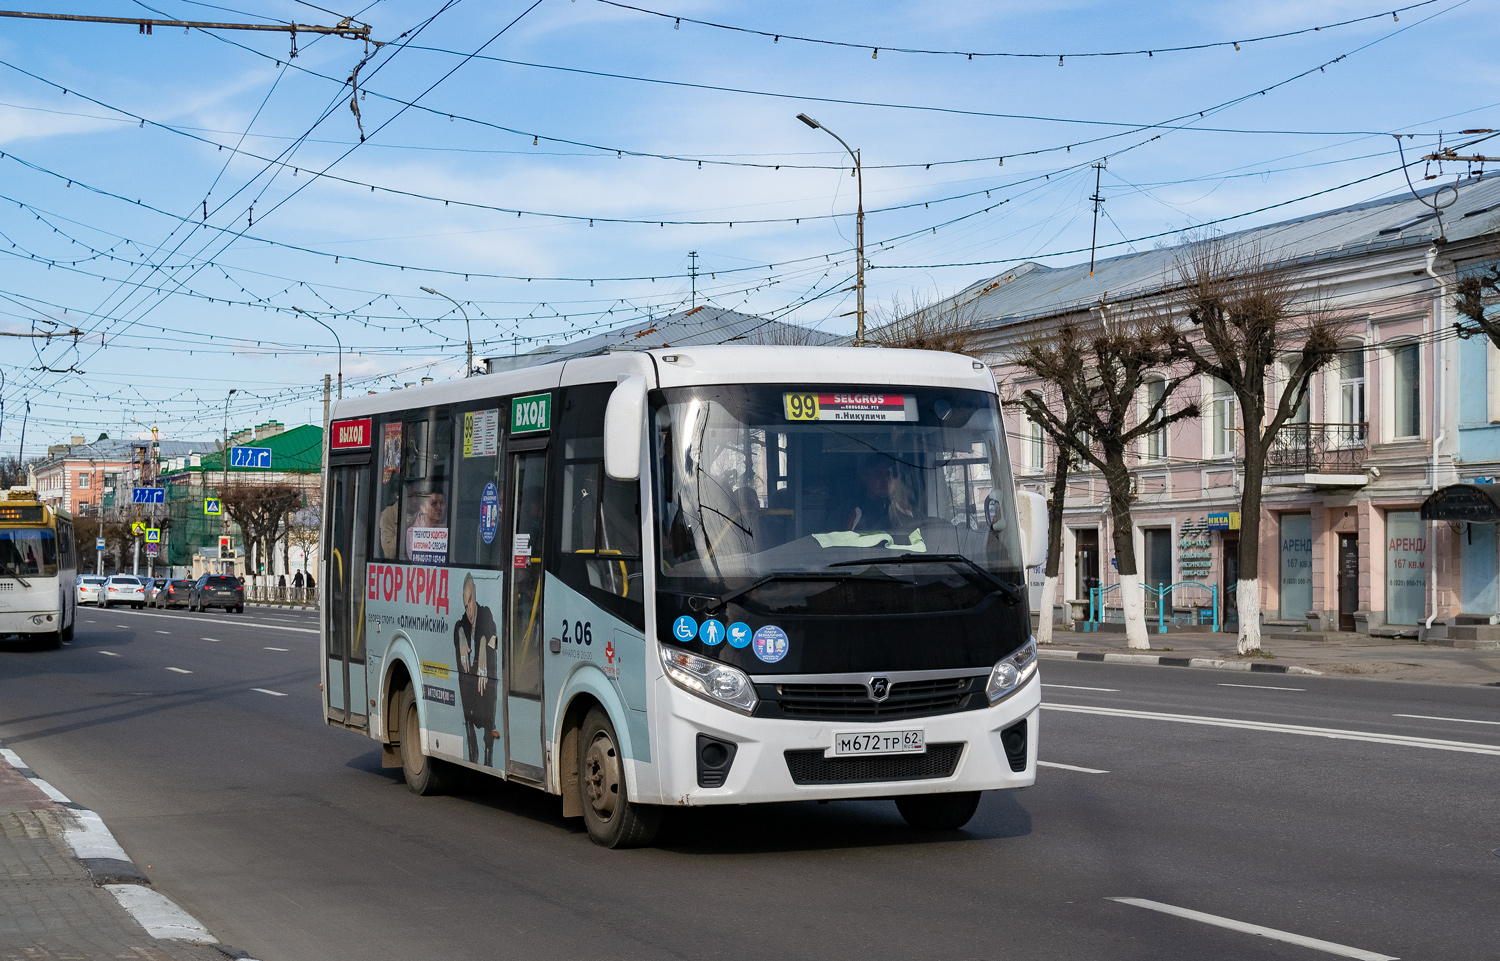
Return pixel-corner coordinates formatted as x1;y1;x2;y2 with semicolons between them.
374;416;405;560
553;383;644;629
449;404;504;569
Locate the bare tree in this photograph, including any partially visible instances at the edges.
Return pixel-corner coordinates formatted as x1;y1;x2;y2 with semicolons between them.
868;291;981;353
219;482;305;575
284;501;321;576
1454;262;1500;348
1014;317;1199;649
1169;241;1346;653
1004;385;1083;644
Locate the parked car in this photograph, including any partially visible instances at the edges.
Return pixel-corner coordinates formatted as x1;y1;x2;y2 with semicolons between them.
141;578;162;603
153;578;195;609
103;575;148;609
77;575;106;606
190;574;244;613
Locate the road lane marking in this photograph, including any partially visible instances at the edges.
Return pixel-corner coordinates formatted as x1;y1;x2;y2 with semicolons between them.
155;630;170;635
166;667;192;674
264;647;288;652
1393;713;1500;726
99;651;120;657
252;688;287;697
1043;683;1121;693
1043;703;1500;756
1039;761;1108;774
84;619;96;623
1108;898;1397;960
1218;683;1304;691
201;637;220;642
106;609;317;634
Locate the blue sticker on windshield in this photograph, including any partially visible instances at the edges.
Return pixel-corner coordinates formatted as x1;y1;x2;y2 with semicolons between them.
727;621;752;649
671;615;698;643
752;625;789;663
479;482;500;545
699;619;726;646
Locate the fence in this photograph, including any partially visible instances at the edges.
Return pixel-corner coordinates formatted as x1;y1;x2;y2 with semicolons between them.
1083;580;1220;634
244;575;318;607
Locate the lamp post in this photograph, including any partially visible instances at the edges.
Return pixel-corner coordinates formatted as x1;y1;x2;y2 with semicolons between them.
421;286;473;377
222;389;236;573
293;307;342;399
797;113;865;347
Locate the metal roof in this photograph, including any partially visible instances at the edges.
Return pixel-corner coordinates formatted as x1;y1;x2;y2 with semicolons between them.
957;176;1500;329
33;438;212;466
484;305;838;372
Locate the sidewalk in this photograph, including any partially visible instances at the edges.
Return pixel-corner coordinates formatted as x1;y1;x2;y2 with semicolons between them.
0;744;237;961
1041;627;1500;686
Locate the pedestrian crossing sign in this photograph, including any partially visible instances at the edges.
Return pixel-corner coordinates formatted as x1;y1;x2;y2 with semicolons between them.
130;521;146;536
204;498;222;515
145;528;160;544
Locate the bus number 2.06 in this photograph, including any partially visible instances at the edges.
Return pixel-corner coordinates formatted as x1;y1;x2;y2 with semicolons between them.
562;620;592;646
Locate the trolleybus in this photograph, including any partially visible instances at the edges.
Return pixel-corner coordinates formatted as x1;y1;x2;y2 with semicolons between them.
0;487;78;648
321;347;1046;846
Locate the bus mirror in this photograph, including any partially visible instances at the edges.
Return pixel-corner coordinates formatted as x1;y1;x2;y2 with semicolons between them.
1015;490;1048;569
604;375;647;481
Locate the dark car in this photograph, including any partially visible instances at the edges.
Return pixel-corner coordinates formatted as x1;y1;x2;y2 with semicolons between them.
190;574;245;613
153;578;195;609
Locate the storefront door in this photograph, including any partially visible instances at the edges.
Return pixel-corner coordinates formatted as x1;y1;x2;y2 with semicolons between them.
1338;534;1359;632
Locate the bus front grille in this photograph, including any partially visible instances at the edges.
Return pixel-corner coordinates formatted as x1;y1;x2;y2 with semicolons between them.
761;676;978;721
783;743;963;785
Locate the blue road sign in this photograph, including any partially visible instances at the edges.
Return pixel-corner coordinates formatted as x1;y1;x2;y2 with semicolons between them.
131;487;165;504
95;538;105;551
230;446;273;468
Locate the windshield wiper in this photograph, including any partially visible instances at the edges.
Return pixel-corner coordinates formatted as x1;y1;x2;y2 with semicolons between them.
826;553;1025;605
0;563;31;588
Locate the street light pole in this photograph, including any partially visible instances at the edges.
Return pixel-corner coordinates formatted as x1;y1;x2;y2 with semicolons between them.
222;389;236;574
421;286;473;377
294;307;342;399
797;113;865;347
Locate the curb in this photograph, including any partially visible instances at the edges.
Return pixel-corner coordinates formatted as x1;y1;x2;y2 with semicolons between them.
1038;648;1323;676
0;739;260;959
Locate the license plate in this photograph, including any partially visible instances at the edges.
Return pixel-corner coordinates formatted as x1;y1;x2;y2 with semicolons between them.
827;729;926;757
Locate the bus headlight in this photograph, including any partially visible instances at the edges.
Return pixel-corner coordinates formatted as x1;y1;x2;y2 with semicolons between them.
986;636;1038;704
660;647;758;715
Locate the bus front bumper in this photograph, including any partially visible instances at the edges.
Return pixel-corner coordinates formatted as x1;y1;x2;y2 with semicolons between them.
650;671;1040;805
0;609;61;635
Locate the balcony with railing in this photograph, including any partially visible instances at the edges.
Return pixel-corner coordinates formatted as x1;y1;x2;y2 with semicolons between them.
1267;423;1369;485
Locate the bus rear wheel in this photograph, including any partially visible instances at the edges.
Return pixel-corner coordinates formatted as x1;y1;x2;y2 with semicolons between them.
895;791;982;831
397;685;447;796
578;706;659;848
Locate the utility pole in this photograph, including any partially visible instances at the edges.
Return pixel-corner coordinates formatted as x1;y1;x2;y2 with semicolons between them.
222;389;236;574
688;251;698;309
1088;160;1107;276
0;9;369;39
797;114;865;346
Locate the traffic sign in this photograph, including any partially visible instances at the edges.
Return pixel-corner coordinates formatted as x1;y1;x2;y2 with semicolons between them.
144;543;158;556
95;537;105;551
229;446;273;468
145;528;160;544
131;487;166;504
204;498;222;515
131;521;147;536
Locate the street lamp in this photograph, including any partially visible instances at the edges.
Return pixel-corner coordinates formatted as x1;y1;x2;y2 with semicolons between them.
293;307;342;399
797;113;866;347
221;390;236;573
421;286;473;377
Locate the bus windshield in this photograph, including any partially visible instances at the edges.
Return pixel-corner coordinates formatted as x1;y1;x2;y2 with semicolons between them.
651;384;1022;603
0;529;58;577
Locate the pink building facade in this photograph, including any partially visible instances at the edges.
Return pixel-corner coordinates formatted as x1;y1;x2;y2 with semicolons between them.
969;179;1500;638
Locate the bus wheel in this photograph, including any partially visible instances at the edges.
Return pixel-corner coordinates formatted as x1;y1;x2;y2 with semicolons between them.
895;791;982;831
41;631;62;650
61;619;73;643
397;685;447;796
579;706;659;848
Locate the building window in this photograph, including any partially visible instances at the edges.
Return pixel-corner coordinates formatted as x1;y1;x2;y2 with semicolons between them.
77;474;91;489
1143;377;1167;462
1278;513;1312;620
1024;419;1044;471
1385;510;1426;625
1390;342;1421;438
1338;347;1367;446
1210;378;1236;457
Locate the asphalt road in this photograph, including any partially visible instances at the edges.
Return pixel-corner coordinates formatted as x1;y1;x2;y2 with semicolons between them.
1;608;1497;961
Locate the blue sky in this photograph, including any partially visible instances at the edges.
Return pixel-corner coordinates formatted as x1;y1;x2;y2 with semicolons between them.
1;0;1495;453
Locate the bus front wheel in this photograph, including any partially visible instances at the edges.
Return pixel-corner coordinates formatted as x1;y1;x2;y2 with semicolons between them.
397;685;447;796
578;706;659;848
895;791;982;831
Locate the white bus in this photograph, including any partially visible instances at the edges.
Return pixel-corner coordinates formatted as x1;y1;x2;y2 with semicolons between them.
321;347;1046;847
0;487;78;648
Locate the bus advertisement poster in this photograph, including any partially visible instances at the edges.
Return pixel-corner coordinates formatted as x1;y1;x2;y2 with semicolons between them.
407;527;448;565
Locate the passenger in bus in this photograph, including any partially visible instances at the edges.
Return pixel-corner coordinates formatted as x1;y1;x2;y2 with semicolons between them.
454;573;499;766
827;456;916;533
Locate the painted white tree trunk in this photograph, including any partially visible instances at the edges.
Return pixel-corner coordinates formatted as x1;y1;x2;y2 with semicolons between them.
1119;571;1150;650
1036;575;1059;644
1237;577;1262;654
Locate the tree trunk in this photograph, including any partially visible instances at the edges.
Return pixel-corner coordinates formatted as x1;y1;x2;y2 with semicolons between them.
1104;459;1149;650
1237;424;1268;653
1037;448;1073;645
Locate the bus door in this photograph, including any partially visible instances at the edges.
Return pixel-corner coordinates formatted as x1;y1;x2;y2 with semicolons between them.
326;466;369;730
503;443;548;783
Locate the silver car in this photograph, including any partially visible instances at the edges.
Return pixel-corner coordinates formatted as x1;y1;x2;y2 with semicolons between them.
103;575;147;609
77;575;106;606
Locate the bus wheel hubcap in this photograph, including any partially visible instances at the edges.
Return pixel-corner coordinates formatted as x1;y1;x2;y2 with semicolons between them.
584;734;619;820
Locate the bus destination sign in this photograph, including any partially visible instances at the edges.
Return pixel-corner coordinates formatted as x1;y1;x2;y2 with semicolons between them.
511;393;551;434
783;392;916;423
